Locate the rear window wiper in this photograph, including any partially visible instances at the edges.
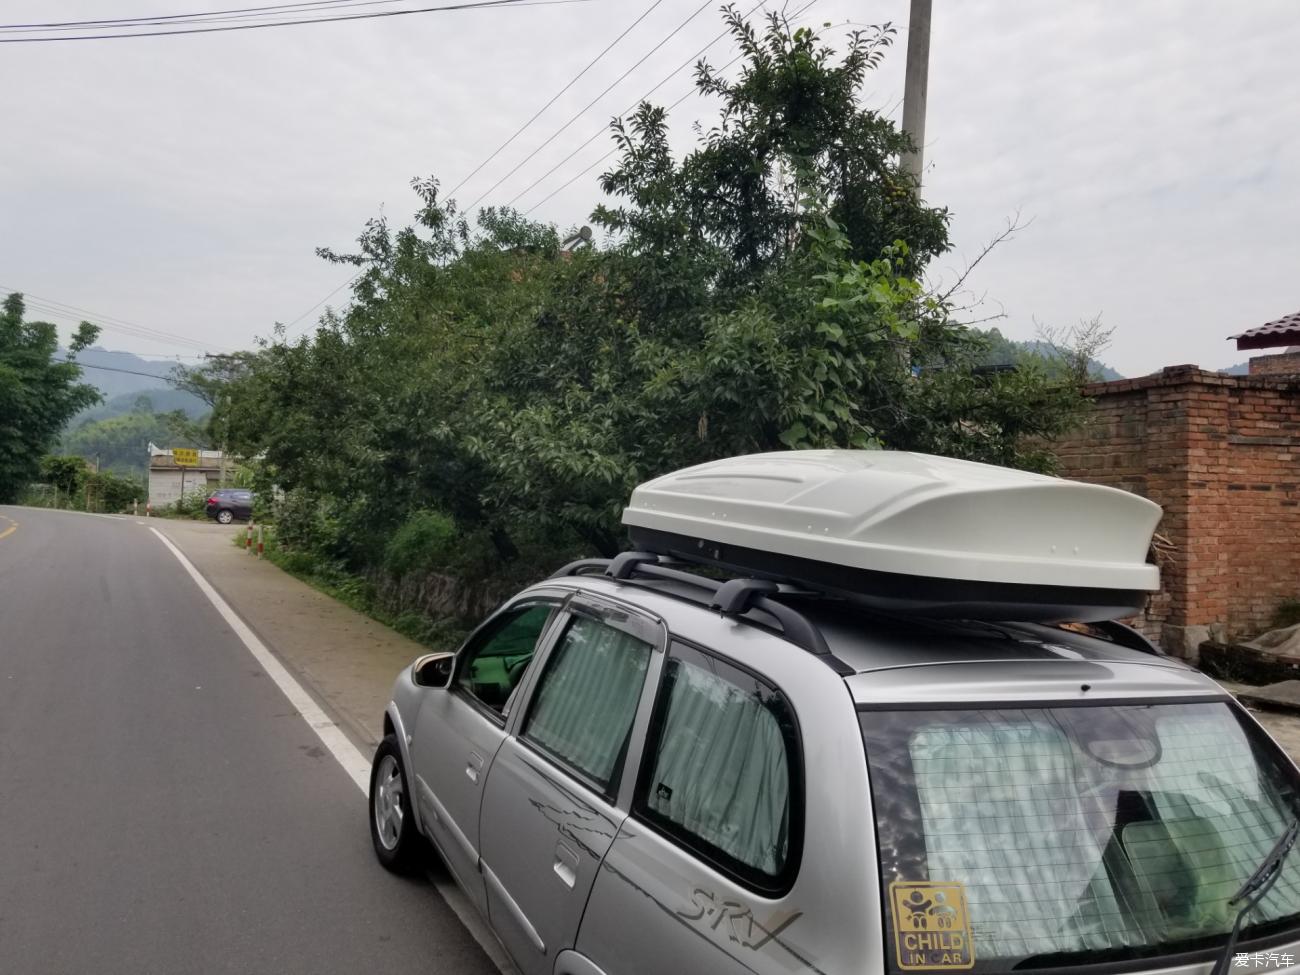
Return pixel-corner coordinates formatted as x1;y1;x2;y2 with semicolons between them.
1209;818;1300;975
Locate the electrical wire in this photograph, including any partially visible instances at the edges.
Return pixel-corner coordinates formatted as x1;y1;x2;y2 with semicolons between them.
462;0;715;213
0;0;413;30
281;272;363;332
7;289;232;353
508;0;769;210
0;0;580;43
446;0;666;200
525;67;713;215
51;358;184;382
522;0;817;215
19;299;221;354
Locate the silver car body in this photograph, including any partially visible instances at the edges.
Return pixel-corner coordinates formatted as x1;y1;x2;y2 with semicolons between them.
383;571;1300;975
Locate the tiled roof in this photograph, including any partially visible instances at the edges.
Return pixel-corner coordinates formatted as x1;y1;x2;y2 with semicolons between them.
1231;310;1300;350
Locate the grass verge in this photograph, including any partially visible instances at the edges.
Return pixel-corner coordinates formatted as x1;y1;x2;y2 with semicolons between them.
233;527;469;650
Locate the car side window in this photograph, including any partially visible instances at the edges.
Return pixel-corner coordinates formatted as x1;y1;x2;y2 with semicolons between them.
636;643;802;890
455;603;554;714
522;613;653;793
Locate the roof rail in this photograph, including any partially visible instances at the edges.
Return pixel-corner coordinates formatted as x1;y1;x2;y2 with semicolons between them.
1088;619;1167;657
552;552;854;675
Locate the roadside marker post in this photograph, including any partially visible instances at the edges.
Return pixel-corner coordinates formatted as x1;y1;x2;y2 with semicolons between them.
257;525;264;559
245;524;253;552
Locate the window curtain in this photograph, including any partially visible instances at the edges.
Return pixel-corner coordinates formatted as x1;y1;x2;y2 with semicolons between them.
909;709;1300;961
910;721;1134;958
525;616;651;786
647;660;789;875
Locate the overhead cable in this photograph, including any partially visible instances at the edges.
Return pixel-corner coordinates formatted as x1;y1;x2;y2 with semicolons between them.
446;0;667;200
0;0;413;30
508;0;771;209
462;0;715;213
0;0;581;43
523;0;818;214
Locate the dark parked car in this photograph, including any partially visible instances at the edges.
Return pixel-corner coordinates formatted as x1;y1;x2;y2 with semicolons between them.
204;488;253;524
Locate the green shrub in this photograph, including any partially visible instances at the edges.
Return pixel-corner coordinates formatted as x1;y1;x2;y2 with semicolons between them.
1274;599;1300;631
384;510;458;577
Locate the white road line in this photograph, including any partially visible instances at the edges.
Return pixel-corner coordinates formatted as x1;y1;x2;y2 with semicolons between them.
148;526;513;974
151;526;372;791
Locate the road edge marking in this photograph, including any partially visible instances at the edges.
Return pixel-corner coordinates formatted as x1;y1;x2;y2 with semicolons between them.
150;527;372;791
147;526;513;974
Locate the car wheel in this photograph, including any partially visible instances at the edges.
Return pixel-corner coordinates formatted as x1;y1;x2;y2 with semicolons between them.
216;509;234;525
370;735;419;874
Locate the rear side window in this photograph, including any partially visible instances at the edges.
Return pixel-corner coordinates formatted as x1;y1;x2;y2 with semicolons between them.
636;643;801;891
522;614;653;792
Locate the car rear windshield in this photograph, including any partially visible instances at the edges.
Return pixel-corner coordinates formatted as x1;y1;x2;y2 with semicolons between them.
861;700;1300;972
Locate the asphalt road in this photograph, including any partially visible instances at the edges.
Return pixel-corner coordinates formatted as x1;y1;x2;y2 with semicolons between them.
0;506;500;975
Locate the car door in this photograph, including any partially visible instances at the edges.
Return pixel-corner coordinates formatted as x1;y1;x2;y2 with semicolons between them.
409;597;562;916
575;640;809;975
478;598;664;975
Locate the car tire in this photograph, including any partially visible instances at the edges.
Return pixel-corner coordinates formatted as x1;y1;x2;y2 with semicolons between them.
216;509;234;525
369;735;420;874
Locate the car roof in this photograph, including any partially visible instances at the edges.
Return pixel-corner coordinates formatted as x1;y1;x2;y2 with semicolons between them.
537;574;1222;706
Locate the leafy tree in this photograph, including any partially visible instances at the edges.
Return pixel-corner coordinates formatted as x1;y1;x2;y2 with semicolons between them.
61;406;206;475
35;454;143;512
39;454;85;498
213;8;1092;575
0;294;101;502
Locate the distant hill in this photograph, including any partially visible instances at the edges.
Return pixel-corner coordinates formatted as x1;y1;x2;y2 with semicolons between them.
75;388;209;424
1220;362;1249;376
977;328;1124;380
62;347;207;423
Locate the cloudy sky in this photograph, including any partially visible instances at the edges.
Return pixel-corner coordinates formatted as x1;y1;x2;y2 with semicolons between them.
2;0;1297;377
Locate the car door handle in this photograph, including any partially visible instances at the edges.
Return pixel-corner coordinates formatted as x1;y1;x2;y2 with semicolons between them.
466;751;484;784
553;842;578;889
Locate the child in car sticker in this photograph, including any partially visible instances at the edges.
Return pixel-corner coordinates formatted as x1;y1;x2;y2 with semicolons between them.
889;881;974;970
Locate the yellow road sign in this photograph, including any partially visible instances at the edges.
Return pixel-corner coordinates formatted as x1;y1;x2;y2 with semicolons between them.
172;447;200;467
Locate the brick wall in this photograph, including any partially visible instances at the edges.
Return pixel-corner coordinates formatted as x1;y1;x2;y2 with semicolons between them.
1052;365;1300;653
1250;350;1300;376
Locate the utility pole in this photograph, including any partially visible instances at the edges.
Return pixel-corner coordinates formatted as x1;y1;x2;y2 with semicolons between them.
900;0;932;188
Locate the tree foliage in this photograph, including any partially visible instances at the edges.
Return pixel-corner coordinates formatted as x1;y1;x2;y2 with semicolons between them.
0;293;101;502
61;399;206;475
209;10;1091;577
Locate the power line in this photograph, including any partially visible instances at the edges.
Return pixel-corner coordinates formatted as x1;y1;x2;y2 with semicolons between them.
522;0;817;216
17;298;222;354
0;0;413;30
1;1;431;35
52;358;183;382
446;0;667;200
462;0;715;213
0;0;581;43
508;0;770;210
525;65;719;215
5;288;231;353
281;272;362;333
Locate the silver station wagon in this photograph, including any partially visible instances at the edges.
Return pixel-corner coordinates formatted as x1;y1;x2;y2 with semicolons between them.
369;451;1300;975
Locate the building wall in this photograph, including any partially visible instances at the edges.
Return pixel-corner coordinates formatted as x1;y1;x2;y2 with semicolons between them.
1052;365;1300;652
148;468;220;508
1250;351;1300;376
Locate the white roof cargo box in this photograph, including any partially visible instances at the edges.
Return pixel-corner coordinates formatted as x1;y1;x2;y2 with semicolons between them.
621;450;1162;622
